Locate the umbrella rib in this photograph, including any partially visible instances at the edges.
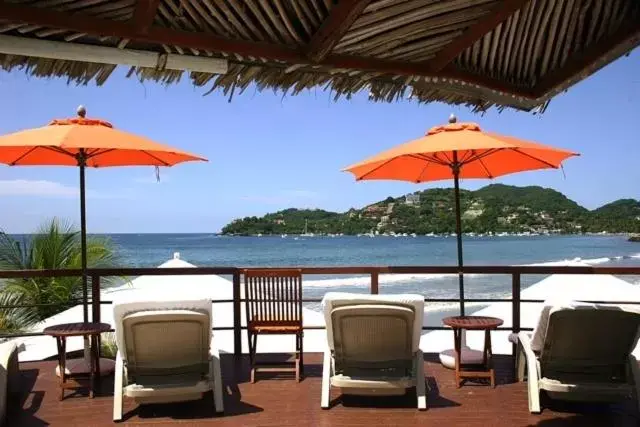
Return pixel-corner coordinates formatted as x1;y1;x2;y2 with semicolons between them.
9;146;77;166
459;150;475;164
142;150;170;167
509;148;558;169
459;148;501;166
438;151;453;164
416;161;430;183
477;156;494;179
356;157;399;180
45;146;76;157
409;153;448;166
8;146;39;165
85;148;116;159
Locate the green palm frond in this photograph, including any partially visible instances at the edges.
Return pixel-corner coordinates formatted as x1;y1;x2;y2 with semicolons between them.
0;291;40;332
0;218;119;322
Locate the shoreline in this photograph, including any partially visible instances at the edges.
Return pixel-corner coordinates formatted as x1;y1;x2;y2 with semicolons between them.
222;232;634;238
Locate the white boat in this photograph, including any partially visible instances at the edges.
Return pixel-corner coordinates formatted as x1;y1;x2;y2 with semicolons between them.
300;219;314;237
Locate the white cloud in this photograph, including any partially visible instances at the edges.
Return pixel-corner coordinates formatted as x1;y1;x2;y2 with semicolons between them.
0;179;132;199
0;179;79;198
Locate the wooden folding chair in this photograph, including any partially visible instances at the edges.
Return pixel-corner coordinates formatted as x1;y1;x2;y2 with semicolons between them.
244;269;304;383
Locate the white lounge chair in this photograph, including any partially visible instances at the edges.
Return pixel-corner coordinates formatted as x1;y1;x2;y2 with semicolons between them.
515;301;640;414
0;341;20;427
112;298;224;421
320;292;426;410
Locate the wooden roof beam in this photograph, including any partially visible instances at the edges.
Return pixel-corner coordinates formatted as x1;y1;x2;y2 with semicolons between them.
306;0;371;62
0;2;535;100
533;19;640;97
0;2;301;62
427;0;530;72
132;0;161;34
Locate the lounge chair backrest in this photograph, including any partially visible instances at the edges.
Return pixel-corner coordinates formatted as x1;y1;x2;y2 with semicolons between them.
322;293;424;353
244;269;302;324
331;304;414;371
530;299;595;352
540;306;640;382
113;299;212;375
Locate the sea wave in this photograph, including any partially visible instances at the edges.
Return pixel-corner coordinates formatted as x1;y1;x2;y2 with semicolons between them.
302;273;479;288
301;253;640;289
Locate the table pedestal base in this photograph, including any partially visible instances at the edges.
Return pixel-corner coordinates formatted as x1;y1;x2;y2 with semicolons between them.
452;328;496;388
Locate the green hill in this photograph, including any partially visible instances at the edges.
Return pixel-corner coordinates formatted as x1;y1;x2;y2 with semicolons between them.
221;184;640;235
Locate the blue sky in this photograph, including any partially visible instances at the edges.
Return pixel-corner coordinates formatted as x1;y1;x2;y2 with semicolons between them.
1;48;639;233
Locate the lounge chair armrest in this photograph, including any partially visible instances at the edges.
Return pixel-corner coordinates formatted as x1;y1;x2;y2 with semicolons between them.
517;332;539;380
209;343;221;360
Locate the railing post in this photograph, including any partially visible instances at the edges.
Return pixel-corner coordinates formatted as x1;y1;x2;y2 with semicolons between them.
82;272;89;323
370;269;379;294
92;274;101;323
233;270;242;359
511;272;521;379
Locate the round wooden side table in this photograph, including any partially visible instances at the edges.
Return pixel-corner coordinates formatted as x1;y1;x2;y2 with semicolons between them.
442;316;503;388
43;322;111;400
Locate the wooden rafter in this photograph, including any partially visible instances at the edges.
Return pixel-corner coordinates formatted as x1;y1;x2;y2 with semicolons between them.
533;19;640;97
306;0;371;62
132;0;161;34
427;0;530;72
0;1;532;99
0;2;301;62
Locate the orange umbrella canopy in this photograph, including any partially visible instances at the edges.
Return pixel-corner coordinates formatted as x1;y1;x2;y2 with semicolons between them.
343;117;578;319
344;121;577;182
0;107;207;325
0;111;206;167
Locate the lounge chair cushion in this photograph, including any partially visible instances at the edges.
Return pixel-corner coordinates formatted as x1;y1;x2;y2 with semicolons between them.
322;293;424;352
530;299;596;352
112;298;212;357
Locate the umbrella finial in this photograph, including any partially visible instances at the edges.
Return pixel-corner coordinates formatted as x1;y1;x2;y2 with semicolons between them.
448;113;457;124
77;105;87;118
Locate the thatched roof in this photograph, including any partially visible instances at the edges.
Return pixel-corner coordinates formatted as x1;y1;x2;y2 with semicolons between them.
1;0;639;112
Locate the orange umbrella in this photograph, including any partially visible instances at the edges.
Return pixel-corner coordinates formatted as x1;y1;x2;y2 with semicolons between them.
0;106;206;322
344;115;578;316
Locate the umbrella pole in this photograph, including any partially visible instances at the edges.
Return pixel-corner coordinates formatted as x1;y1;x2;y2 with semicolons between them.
79;155;88;324
78;151;91;363
452;152;465;317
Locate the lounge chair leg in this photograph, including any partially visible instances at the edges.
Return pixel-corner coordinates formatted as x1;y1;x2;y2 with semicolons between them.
516;343;526;382
526;353;541;414
629;355;640;414
416;350;427;410
321;348;331;409
299;331;304;379
250;333;258;384
210;345;224;414
113;352;124;422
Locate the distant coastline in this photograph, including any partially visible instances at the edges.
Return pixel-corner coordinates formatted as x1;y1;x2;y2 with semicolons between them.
221;184;640;237
223;231;633;238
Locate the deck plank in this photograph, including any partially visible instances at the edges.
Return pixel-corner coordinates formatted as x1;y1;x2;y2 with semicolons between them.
6;353;638;426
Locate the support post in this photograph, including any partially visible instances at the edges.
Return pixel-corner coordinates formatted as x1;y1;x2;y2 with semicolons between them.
370;270;379;294
512;272;521;380
233;270;242;359
91;275;101;323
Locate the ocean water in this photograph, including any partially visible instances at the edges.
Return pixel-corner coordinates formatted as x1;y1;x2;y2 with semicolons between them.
101;234;640;312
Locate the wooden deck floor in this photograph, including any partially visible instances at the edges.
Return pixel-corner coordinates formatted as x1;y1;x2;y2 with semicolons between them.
6;353;639;426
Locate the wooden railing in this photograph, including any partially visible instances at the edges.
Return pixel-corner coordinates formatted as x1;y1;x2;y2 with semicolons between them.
1;265;640;359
